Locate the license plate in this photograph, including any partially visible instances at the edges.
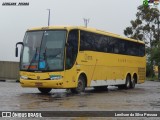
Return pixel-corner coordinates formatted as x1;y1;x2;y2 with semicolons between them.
35;82;43;87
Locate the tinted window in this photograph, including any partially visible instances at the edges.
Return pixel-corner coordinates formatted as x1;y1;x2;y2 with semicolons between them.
80;30;145;57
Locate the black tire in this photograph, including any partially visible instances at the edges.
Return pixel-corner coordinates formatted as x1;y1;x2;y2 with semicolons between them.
70;76;86;94
125;75;131;89
130;77;136;89
38;88;52;94
94;86;108;91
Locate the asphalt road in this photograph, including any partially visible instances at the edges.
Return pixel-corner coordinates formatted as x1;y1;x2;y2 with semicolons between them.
0;80;160;120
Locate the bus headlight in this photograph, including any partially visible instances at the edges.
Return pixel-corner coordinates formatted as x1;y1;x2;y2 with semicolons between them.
20;76;28;80
50;75;62;80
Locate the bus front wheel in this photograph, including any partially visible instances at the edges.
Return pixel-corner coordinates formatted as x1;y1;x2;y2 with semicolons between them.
38;88;52;94
70;76;86;94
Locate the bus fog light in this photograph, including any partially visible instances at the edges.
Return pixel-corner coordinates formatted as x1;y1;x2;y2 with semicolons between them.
20;76;28;80
50;75;62;80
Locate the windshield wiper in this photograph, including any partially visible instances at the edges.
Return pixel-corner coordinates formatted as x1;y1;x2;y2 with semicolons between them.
42;47;49;70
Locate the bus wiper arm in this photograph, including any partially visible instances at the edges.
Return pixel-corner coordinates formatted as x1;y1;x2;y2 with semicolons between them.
43;47;49;70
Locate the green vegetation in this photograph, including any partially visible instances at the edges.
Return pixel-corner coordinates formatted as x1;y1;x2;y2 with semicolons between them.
146;76;158;81
124;5;160;80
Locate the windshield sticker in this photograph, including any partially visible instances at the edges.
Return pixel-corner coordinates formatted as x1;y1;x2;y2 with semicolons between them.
39;61;46;69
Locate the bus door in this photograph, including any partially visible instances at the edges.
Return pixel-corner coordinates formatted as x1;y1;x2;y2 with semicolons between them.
64;30;79;88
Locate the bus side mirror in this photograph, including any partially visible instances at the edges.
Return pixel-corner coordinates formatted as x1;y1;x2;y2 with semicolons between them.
15;47;18;57
15;42;24;57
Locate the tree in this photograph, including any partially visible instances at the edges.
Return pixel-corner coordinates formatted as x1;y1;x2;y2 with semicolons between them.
124;5;160;79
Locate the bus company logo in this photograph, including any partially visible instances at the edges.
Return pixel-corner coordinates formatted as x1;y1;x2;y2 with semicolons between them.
143;0;160;6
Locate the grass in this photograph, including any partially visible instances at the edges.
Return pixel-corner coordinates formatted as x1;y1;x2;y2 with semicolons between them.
146;76;159;81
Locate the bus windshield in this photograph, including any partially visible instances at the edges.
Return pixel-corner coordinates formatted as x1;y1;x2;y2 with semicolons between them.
21;30;66;71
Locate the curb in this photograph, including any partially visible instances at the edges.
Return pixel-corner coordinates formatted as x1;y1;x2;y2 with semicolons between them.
0;79;19;83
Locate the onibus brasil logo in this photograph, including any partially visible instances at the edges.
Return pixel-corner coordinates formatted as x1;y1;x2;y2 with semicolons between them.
143;0;160;6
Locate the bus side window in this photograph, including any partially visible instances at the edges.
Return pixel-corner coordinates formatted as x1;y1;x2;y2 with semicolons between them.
66;30;78;69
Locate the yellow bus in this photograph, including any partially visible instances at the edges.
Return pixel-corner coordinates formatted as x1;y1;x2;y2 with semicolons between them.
15;26;146;93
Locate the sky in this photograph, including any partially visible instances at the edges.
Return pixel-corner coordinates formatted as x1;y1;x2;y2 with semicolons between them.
0;0;159;61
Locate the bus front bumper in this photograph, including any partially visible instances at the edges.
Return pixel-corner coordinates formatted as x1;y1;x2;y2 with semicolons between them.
20;79;66;88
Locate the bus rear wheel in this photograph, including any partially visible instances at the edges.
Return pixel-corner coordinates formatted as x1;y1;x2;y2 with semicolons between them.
125;75;131;89
118;75;131;89
130;77;136;89
70;76;86;94
38;88;52;94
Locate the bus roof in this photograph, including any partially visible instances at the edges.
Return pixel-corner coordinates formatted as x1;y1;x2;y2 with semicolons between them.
27;26;145;44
